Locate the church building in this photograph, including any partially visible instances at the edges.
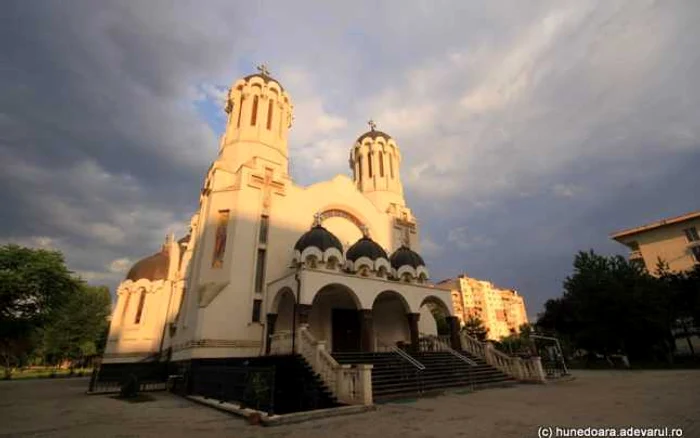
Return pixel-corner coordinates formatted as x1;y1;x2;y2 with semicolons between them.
97;67;537;411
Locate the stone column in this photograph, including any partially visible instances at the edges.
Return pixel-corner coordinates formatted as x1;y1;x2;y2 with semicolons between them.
406;313;420;352
265;313;278;355
357;364;374;405
359;309;374;352
296;303;312;325
446;316;462;350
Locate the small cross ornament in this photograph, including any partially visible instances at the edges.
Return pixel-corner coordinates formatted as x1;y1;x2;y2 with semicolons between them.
367;119;377;131
360;225;370;238
313;212;323;227
257;63;271;76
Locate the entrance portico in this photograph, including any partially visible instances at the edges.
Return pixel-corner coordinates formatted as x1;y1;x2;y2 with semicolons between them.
266;268;457;354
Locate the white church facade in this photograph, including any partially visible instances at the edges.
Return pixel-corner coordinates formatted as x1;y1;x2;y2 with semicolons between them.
103;67;460;366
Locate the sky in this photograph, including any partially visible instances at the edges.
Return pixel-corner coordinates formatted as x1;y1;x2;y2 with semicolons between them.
1;0;699;319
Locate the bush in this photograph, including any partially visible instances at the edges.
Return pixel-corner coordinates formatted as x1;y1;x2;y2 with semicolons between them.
119;374;140;398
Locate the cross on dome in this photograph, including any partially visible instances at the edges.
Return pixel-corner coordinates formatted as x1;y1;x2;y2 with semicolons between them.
313;212;323;227
360;225;370;238
256;63;271;76
367;119;377;131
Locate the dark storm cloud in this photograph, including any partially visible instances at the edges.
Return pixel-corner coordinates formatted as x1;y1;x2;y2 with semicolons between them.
1;0;698;316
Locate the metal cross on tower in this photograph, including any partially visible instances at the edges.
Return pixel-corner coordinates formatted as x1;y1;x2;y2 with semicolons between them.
313;212;323;227
367;119;377;131
257;64;271;76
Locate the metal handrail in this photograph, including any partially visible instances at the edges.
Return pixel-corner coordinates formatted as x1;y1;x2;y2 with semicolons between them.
376;338;425;371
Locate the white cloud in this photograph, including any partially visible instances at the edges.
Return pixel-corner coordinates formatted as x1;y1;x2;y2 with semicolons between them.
109;257;132;273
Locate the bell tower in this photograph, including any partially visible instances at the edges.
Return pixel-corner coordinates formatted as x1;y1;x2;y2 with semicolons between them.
349;120;406;211
219;65;294;174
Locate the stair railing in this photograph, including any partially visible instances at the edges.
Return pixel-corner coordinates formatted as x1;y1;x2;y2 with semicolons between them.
269;330;293;355
420;335;478;366
376;338;425;395
459;332;546;383
297;325;373;405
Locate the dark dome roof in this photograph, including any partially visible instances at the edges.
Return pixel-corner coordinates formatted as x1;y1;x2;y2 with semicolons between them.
389;246;425;270
243;73;285;92
357;130;392;143
346;237;388;262
126;250;169;282
294;225;343;253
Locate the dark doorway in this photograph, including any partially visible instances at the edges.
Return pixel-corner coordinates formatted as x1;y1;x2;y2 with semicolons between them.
332;309;361;352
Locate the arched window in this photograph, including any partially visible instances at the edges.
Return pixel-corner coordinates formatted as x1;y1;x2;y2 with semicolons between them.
236;97;243;128
134;289;146;324
379;151;384;177
389;154;394;179
266;99;274;130
358;156;363;181
251;96;259;126
368;152;373;178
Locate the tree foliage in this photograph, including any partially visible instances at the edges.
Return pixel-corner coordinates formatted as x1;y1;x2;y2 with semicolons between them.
461;315;488;341
0;244;112;375
537;250;700;363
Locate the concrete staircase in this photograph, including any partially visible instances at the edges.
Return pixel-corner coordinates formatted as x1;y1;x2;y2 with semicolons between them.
332;351;515;402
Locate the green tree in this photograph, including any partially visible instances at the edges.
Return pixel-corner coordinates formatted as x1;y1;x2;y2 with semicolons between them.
0;244;79;377
43;284;112;367
462;315;488;341
537;250;674;362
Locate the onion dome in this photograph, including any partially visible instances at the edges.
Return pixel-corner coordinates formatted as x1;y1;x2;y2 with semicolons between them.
357;119;392;143
126;250;170;282
294;225;343;253
389;245;426;270
346;236;388;262
243;64;285;91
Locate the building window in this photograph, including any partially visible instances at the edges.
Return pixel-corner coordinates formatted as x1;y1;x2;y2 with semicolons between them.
389;154;394;179
358;156;363;181
251;96;259;125
255;248;267;293
252;299;262;322
236;97;243;127
368;152;373;178
134;289;146;324
212;210;230;268
692;246;700;264
684;227;699;242
378;151;384;177
266;99;274;130
259;215;269;244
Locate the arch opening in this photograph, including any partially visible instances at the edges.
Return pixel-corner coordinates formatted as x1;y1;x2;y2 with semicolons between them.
309;284;362;352
372;291;410;350
418;295;452;337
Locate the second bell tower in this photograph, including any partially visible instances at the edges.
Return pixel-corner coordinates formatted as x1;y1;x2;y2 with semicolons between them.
219;65;294;175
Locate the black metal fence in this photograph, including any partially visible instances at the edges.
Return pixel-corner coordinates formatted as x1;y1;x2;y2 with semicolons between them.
88;362;170;393
190;365;276;414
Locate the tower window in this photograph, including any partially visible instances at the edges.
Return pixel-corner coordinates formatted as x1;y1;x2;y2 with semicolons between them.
389;154;394;178
255;249;267;293
379;151;384;177
259;215;269;244
236;97;243;128
134;289;146;324
252;299;262;322
251;96;259;126
358;156;363;182
266;99;274;130
368;152;373;178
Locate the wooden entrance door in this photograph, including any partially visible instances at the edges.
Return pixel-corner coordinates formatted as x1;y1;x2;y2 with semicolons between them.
331;309;361;352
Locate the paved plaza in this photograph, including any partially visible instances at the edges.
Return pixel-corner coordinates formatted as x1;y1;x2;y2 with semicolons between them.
0;371;698;438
